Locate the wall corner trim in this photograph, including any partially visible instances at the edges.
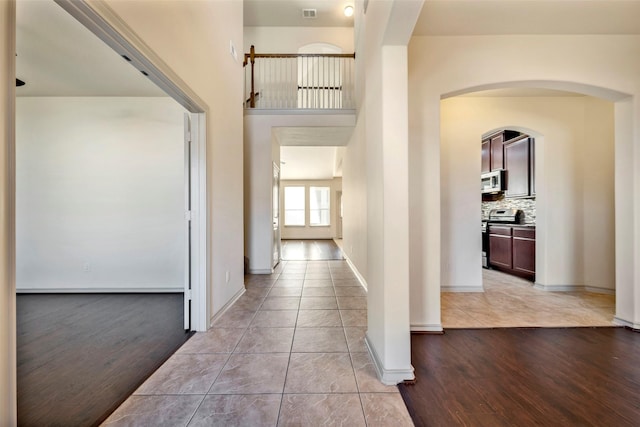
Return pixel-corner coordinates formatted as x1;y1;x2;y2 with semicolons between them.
344;255;368;291
410;324;444;333
209;287;245;328
365;335;415;385
613;317;639;329
441;286;485;293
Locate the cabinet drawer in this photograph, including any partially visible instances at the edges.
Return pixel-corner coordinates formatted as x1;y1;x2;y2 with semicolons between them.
513;228;535;239
488;225;512;236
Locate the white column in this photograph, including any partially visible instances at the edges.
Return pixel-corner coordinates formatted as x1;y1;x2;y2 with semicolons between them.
614;97;639;327
365;45;414;384
0;0;16;423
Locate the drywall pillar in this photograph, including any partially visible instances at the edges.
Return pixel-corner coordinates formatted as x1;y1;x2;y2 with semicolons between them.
614;96;639;327
0;0;16;424
362;0;424;385
365;45;414;384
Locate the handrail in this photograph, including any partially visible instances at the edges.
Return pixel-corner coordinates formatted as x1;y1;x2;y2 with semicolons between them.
243;45;356;109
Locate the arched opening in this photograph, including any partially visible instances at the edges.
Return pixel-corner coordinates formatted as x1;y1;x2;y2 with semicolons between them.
435;83;628;329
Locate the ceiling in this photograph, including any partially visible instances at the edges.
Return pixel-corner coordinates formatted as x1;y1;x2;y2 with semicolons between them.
280;146;344;180
414;0;640;36
244;0;354;27
16;0;164;97
274;127;351;180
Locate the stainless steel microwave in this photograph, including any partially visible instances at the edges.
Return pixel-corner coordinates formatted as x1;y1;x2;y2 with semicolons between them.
481;170;505;193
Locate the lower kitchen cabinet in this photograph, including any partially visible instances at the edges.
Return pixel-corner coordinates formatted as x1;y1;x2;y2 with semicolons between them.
512;228;536;276
489;225;535;280
488;226;512;269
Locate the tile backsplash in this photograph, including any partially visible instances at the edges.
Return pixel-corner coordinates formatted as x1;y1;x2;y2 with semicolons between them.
482;197;536;223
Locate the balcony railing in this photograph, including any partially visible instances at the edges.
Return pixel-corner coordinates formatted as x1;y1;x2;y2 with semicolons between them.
243;45;356;110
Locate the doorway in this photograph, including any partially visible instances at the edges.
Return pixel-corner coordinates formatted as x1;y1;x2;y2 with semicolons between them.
14;1;208;425
439;90;616;328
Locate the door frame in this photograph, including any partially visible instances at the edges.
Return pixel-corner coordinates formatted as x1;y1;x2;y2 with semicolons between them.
56;0;209;331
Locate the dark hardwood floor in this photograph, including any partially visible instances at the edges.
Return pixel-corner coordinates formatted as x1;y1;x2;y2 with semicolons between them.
17;293;191;427
281;239;344;261
399;328;640;427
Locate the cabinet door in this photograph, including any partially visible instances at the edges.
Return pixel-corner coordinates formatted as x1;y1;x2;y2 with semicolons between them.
504;137;530;198
513;236;535;275
489;233;512;269
481;139;490;174
490;134;504;171
530;138;536;196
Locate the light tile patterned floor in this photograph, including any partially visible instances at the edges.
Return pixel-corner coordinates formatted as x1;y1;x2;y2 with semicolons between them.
102;260;413;427
442;269;616;328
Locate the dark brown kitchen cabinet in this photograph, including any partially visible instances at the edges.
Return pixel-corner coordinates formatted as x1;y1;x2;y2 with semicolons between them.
490;133;504;171
504;136;531;198
483;130;520;173
512;227;536;275
530;138;536;196
488;226;512;269
481;138;491;174
489;225;535;281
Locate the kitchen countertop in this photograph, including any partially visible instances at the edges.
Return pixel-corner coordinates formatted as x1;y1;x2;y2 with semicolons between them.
487;222;536;227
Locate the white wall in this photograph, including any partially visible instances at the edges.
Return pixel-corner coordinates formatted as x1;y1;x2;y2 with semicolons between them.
440;96;615;292
244;27;354;53
0;0;16;422
408;34;640;329
104;0;245;321
342;114;367;275
16;97;185;292
280;178;341;240
244;112;355;274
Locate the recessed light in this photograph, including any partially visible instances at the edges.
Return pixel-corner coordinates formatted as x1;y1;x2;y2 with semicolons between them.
344;5;354;17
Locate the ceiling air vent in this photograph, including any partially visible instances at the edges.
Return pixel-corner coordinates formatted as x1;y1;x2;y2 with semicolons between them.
302;9;317;18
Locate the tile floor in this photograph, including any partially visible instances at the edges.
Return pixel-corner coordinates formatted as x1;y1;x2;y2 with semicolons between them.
442;268;616;328
102;260;414;427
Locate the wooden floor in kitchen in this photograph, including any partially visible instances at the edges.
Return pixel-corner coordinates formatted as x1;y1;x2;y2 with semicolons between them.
399;327;640;426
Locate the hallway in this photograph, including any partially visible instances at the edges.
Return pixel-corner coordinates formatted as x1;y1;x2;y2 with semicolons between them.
103;259;413;426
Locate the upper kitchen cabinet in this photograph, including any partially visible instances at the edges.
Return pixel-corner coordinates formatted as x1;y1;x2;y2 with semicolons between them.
482;130;520;173
481;138;491;174
490;133;504;171
504;135;534;198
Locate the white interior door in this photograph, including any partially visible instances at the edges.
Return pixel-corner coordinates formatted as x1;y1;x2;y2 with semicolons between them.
183;113;192;330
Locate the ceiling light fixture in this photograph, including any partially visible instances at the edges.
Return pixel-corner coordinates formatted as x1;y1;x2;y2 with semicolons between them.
344;5;354;17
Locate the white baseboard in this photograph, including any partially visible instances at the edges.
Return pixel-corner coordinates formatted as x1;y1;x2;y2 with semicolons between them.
209;287;246;328
441;286;484;293
16;287;183;293
365;334;415;385
248;268;273;274
584;286;615;295
613;316;640;329
344;254;368;292
411;323;444;333
534;283;615;295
